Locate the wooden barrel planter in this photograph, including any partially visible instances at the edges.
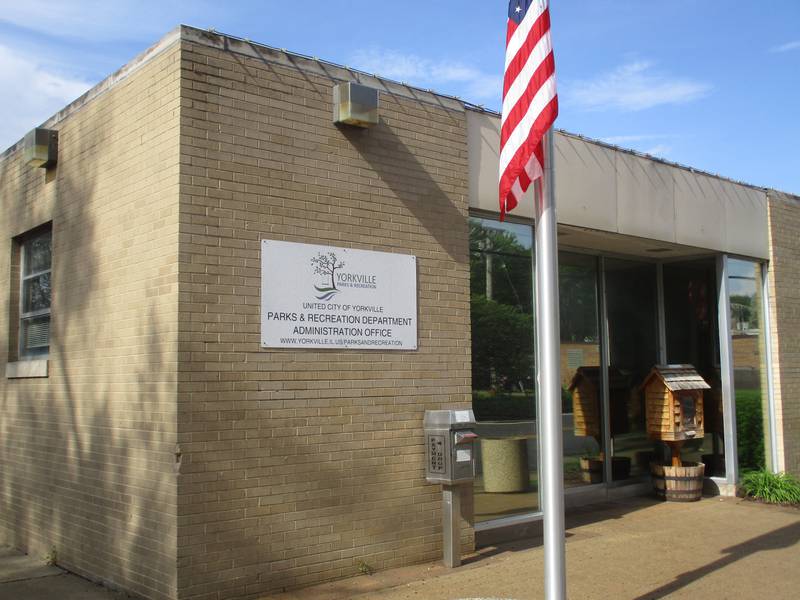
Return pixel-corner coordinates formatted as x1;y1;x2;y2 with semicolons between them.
651;462;705;502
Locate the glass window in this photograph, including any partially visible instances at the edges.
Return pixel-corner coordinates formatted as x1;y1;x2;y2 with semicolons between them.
728;259;769;473
19;227;52;357
469;217;539;521
559;252;604;487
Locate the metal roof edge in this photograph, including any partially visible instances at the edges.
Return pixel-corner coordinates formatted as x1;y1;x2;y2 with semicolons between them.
463;106;779;196
0;23;476;164
178;25;468;113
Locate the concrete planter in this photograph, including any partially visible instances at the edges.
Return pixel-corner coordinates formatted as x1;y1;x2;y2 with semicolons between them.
481;438;530;492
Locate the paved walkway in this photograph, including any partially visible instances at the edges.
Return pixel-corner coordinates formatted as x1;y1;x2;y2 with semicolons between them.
0;545;128;599
1;497;798;599
267;497;800;600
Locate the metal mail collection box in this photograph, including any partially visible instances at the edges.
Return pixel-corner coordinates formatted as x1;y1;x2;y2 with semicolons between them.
423;409;478;484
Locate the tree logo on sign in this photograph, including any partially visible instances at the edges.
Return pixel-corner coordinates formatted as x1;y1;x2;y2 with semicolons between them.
311;252;345;301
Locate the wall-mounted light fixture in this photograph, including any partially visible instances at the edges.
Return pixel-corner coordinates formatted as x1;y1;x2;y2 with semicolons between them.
333;83;379;128
23;128;58;169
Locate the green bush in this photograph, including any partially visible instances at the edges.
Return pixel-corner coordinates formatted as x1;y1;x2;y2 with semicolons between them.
736;389;765;471
472;387;573;421
740;470;800;505
472;391;535;421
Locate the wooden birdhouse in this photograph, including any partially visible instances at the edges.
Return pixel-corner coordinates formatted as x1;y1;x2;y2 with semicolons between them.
643;365;709;443
569;367;602;439
568;367;629;439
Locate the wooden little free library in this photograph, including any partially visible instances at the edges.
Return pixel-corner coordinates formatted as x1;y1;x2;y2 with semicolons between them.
642;364;711;466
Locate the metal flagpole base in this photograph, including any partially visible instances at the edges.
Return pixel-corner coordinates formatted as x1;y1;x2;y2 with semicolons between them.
441;484;462;567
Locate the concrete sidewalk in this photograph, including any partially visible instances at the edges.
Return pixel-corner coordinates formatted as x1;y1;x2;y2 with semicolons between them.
0;545;129;600
2;497;798;600
267;497;800;600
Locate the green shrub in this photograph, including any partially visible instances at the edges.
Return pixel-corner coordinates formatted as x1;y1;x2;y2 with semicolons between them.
736;389;765;471
471;387;573;421
472;391;535;421
740;470;800;505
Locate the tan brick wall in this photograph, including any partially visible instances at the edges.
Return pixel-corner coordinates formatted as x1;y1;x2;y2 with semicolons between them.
0;43;182;599
766;190;800;475
175;37;472;599
732;335;759;371
560;342;601;388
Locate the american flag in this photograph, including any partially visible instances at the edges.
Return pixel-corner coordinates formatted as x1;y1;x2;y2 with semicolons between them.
499;0;558;219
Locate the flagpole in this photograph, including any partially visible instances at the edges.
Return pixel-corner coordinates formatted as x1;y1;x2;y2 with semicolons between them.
535;128;566;600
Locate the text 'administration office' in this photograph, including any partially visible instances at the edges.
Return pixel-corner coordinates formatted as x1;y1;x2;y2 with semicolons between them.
1;25;798;600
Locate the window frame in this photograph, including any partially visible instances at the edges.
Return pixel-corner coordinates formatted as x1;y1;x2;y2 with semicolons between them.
17;225;52;360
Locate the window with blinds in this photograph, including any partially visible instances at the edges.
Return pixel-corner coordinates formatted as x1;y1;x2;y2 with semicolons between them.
19;227;52;357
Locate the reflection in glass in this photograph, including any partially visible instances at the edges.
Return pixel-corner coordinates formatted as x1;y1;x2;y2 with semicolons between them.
605;259;659;481
559;253;603;486
23;230;52;275
23;272;52;313
728;259;768;472
664;260;724;476
20;227;52;357
469;217;539;521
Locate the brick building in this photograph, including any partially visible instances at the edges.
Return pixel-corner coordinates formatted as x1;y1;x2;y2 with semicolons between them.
1;26;797;600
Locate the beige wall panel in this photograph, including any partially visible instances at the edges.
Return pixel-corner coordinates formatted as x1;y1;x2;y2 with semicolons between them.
466;114;768;260
722;179;769;260
554;133;618;232
467;110;535;219
673;169;726;250
615;152;676;243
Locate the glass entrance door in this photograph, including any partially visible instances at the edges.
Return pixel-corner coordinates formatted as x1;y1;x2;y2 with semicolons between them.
468;217;755;530
604;259;660;481
560;254;663;489
559;252;604;487
663;259;724;475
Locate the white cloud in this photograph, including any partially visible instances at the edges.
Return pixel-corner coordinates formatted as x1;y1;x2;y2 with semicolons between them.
0;45;93;151
770;40;800;53
0;0;209;41
643;144;671;157
350;48;501;102
599;134;679;158
565;61;711;111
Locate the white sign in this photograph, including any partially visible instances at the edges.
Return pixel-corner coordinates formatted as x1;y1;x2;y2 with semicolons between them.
456;449;472;463
261;240;418;350
454;410;472;423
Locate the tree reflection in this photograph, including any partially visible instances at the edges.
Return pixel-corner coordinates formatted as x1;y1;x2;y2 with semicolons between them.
470;219;535;421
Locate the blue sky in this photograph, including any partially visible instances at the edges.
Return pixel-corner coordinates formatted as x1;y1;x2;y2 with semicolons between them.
1;0;798;194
